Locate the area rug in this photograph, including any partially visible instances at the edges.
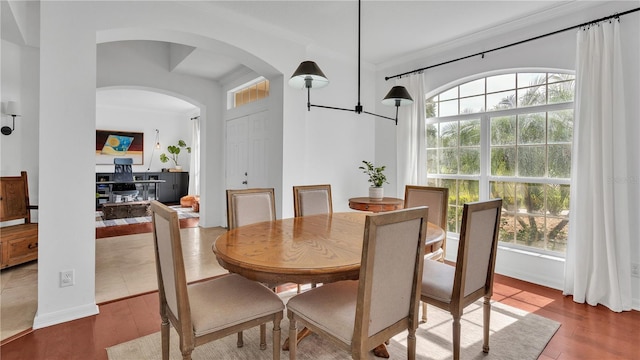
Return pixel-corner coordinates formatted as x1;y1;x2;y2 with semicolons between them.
95;205;199;228
106;299;559;360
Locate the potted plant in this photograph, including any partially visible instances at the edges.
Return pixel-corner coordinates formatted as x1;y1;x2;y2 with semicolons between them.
160;140;191;170
359;160;388;201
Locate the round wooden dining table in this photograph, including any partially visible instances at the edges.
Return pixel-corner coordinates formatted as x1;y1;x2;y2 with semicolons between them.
212;212;445;288
212;211;445;357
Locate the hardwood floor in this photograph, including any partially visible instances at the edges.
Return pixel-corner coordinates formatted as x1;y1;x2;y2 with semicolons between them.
1;273;638;359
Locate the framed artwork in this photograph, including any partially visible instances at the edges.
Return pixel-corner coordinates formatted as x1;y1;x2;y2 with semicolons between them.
96;129;144;165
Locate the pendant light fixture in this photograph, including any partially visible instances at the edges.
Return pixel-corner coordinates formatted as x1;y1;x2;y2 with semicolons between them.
289;0;413;125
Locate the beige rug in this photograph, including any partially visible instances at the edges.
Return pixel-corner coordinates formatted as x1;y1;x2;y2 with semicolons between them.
107;299;559;360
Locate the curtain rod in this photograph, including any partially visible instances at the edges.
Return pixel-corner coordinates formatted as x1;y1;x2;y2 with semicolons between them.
385;7;640;81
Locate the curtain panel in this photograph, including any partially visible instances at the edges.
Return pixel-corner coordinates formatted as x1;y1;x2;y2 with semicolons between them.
188;116;201;196
395;74;426;191
563;20;632;312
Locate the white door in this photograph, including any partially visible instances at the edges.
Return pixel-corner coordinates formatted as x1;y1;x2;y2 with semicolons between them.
226;111;269;189
247;111;269;188
226;116;249;189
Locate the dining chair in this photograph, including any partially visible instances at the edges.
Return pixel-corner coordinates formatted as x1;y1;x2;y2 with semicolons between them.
286;206;429;360
292;184;333;217
292;184;333;291
420;199;502;360
404;185;449;261
226;188;276;229
404;185;449;323
150;200;285;360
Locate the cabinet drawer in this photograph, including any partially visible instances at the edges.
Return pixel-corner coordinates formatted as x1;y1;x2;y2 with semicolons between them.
1;223;38;268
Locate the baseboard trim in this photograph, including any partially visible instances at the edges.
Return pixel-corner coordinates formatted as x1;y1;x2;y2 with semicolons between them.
32;303;99;330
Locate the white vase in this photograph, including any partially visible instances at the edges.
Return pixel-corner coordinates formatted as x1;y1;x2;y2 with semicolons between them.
369;186;384;201
174;165;182;171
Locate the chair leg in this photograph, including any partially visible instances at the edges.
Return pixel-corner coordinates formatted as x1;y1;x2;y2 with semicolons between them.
483;296;491;353
273;317;282;360
288;315;298;359
237;331;244;348
421;301;428;323
407;327;417;360
260;324;267;350
452;314;461;360
161;318;170;360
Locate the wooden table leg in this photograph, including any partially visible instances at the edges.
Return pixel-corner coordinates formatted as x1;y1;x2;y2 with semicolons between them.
281;327;312;350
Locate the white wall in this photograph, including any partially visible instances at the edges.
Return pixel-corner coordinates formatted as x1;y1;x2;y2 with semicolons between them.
1;40;39;207
35;1;100;328
375;2;640;308
95;105;192;173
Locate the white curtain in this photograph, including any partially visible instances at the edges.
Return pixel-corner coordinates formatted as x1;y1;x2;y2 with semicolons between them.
563;20;632;312
395;73;425;191
188;116;200;196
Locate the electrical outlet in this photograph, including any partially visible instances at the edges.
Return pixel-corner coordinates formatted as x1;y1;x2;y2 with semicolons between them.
60;269;75;287
632;263;640;278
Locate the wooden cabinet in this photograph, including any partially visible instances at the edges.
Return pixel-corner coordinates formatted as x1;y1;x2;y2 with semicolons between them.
1;223;38;268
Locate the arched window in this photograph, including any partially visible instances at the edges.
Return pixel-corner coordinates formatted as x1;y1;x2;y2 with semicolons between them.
425;71;574;255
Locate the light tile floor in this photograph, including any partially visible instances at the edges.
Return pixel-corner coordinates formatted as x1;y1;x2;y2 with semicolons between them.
0;226;228;341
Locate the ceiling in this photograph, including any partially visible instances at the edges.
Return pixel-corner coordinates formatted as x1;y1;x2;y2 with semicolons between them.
3;1;623;112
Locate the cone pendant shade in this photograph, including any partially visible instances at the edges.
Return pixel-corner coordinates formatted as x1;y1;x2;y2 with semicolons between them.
289;61;329;89
382;86;414;106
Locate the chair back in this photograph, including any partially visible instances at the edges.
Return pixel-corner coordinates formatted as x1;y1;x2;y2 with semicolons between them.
150;200;193;340
226;188;276;229
0;171;32;223
452;199;502;310
352;207;428;355
404;185;448;230
293;184;333;217
113;158;135;182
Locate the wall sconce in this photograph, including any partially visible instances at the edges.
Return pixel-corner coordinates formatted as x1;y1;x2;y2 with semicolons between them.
2;101;21;136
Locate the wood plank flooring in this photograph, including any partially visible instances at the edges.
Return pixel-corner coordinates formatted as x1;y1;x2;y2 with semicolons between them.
2;273;638;360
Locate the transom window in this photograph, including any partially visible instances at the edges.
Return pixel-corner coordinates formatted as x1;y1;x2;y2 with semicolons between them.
425;71;574;255
229;77;270;109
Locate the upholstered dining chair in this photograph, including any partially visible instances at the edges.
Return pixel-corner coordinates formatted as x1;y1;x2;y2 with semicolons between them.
404;185;449;261
226;188;276;229
292;184;333;292
292;184;333;217
420;199;502;360
150;200;285;360
286;206;429;360
404;185;449;323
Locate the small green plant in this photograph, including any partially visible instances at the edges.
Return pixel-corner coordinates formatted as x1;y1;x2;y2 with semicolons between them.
359;160;388;187
160;140;191;167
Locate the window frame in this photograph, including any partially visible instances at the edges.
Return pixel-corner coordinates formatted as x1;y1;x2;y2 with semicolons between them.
423;71;574;257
